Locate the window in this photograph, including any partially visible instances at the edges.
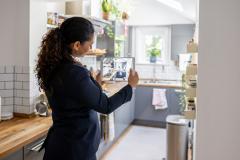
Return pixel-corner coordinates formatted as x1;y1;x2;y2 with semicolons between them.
132;26;171;64
145;35;163;62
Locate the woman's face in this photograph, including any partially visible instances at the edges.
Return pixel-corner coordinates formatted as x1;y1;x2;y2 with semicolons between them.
71;34;94;57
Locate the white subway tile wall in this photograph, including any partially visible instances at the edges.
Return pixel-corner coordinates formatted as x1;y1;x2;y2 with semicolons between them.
15;97;23;105
14;106;30;114
15;82;23;89
14;66;30;114
22;98;30;106
6;66;14;73
0;66;14;113
0;66;5;73
5;82;14;89
3;97;14;105
0;74;14;81
22;66;30;74
15;65;23;73
0;65;33;115
0;82;4;89
23;82;30;90
135;64;182;80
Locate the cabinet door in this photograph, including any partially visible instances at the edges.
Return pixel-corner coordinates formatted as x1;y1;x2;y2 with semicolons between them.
135;87;181;124
129;89;135;123
114;89;135;138
24;137;45;160
114;103;129;138
0;149;23;160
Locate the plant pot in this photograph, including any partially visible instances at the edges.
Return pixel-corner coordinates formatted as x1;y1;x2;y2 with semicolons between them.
150;56;157;63
102;12;109;20
122;12;129;20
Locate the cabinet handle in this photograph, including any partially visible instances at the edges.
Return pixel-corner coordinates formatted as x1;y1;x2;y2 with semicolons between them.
27;138;45;152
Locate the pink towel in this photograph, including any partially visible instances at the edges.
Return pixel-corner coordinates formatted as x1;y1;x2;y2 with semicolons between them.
152;88;168;110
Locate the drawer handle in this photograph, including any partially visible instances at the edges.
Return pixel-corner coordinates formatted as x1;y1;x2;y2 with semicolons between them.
27;138;45;152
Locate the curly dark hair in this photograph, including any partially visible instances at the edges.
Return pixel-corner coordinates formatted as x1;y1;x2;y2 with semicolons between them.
36;17;94;91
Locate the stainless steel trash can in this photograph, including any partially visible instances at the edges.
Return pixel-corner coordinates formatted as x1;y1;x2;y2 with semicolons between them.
166;115;189;160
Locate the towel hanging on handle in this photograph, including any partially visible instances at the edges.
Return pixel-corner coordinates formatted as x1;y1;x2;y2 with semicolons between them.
152;88;168;110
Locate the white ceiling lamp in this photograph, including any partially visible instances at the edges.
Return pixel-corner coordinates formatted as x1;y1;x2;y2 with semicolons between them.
156;0;184;12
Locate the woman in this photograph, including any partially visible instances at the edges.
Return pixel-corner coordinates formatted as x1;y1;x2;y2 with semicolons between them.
36;17;139;160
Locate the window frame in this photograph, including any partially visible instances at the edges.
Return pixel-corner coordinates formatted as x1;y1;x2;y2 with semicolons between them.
132;26;172;65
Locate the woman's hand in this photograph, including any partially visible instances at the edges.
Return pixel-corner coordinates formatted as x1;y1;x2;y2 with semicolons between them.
96;71;103;86
90;70;102;86
128;69;139;88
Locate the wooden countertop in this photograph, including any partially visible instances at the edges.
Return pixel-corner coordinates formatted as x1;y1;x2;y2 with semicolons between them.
0;116;52;158
103;80;182;94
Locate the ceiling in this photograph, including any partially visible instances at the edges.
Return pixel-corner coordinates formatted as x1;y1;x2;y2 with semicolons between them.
126;0;198;25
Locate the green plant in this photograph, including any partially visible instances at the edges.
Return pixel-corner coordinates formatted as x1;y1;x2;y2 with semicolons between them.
146;36;161;57
102;0;111;13
148;48;161;57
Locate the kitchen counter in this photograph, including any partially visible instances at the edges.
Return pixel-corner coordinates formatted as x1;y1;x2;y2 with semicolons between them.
138;79;182;88
103;80;182;91
0;116;52;158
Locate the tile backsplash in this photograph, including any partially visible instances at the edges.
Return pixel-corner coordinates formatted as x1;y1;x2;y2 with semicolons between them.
0;65;14;113
14;66;30;114
135;64;182;80
0;65;31;114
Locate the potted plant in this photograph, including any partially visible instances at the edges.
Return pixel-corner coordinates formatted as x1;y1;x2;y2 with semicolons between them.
101;0;111;20
122;11;129;21
147;36;161;63
147;47;161;63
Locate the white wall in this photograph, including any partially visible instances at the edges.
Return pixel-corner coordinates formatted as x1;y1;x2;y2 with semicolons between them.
0;0;29;65
127;0;194;26
196;0;240;159
29;0;50;111
29;0;47;68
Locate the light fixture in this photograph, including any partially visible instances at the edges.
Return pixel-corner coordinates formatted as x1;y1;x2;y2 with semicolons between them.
156;0;184;12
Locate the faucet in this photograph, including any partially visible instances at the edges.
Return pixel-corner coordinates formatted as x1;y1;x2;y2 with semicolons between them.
162;65;165;73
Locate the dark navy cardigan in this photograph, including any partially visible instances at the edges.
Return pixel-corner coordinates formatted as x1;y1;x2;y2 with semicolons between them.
42;63;132;160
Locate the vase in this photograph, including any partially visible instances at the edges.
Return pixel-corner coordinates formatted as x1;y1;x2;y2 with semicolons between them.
150;56;157;63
